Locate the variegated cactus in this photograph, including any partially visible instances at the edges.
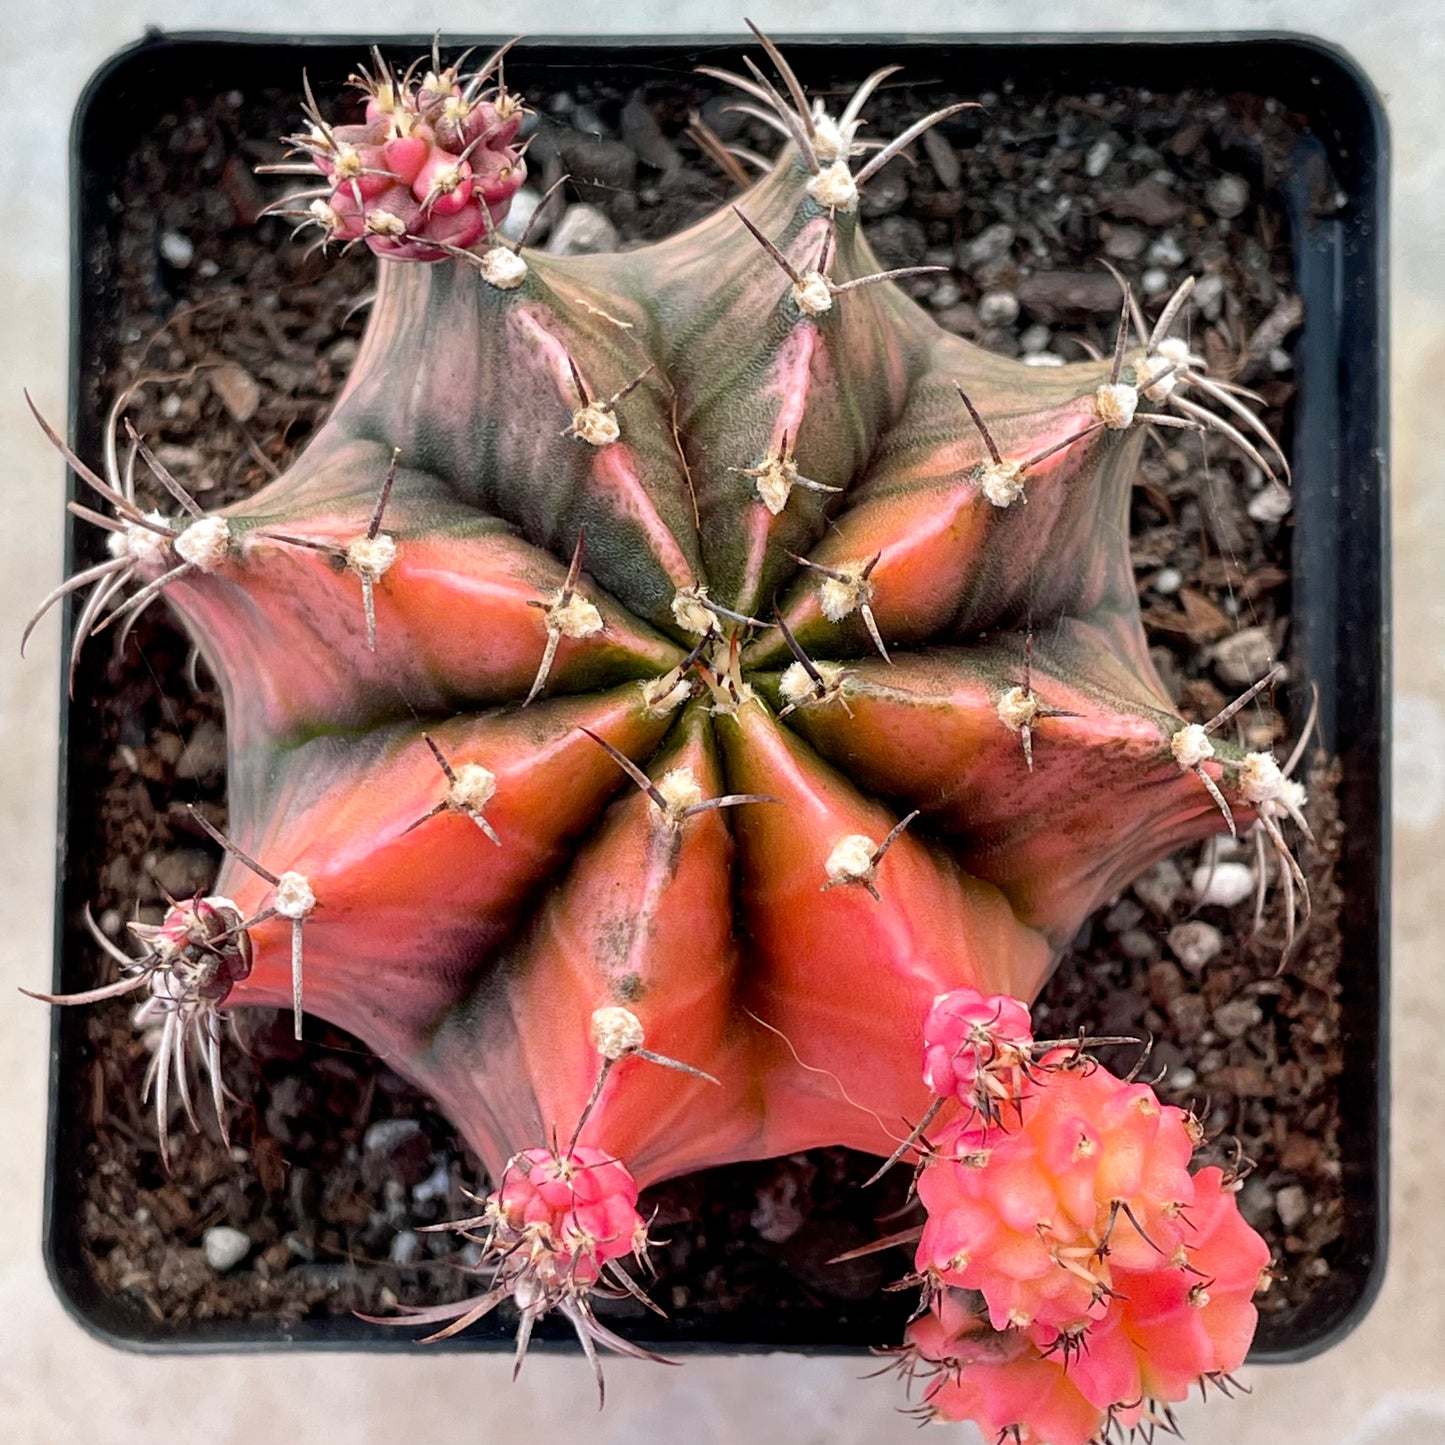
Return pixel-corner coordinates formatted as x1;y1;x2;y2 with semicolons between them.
27;30;1307;1434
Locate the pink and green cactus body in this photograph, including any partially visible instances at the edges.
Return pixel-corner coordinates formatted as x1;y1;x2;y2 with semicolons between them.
32;33;1306;1432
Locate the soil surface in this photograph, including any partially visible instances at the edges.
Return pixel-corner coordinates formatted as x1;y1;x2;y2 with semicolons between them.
56;49;1342;1352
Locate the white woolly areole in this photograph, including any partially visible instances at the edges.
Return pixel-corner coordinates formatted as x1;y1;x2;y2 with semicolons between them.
1155;336;1199;370
807;160;858;213
780;661;816;706
430;163;466;197
996;686;1039;734
1171;723;1216;770
1139;360;1180;402
448;762;498;812
571;404;620;447
173;517;231;572
479;247;528;290
981;462;1026;509
441;93;472;127
671;586;716;635
1095;381;1139;430
331;144;364;180
110;512;175;569
753;456;798;515
825;833;877;884
1238;751;1299;807
657;765;705;818
309;199;344;236
641;673;694;715
708;681;757;717
819;570;870;623
590;1005;645;1059
346;532;397;580
273;871;316;920
781;658;848;708
549;591;603;639
792;273;834;317
365;209;407;237
809;105;858;165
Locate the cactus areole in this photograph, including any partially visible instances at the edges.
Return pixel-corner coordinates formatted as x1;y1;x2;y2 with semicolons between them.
29;30;1314;1435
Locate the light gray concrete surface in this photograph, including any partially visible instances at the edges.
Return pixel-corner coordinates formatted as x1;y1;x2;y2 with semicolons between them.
1;3;1439;1442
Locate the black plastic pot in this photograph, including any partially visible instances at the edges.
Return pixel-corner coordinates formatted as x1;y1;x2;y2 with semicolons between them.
45;30;1389;1361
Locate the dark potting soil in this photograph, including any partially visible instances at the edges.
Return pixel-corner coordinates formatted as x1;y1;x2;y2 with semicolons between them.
57;52;1342;1347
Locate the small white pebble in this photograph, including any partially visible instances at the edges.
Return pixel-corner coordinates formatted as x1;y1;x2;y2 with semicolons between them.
1141;268;1171;296
1248;484;1293;524
927;277;964;311
1206;174;1251;220
1192;273;1225;318
1084;137;1117;178
203;1225;251;1273
1168;920;1224;972
1146;233;1185;268
977;290;1020;326
411;1160;452;1207
498;186;543;242
1215;997;1264;1040
363;1118;421;1155
1020;323;1052;355
389;1230;423;1266
1212;626;1277;688
1133;859;1184;915
1153;566;1183;596
160;231;195;267
1191;861;1256;908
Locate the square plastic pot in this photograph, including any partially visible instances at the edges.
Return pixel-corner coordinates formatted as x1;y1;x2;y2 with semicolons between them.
44;29;1388;1362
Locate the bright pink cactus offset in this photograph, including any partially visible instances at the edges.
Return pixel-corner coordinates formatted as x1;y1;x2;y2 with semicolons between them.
266;43;528;260
903;998;1271;1442
922;988;1036;1113
362;1142;658;1389
23;25;1308;1430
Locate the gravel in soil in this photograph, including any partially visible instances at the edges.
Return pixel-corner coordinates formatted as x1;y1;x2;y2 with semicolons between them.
57;56;1340;1343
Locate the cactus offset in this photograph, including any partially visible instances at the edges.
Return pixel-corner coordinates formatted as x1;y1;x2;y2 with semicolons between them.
26;31;1307;1422
890;988;1270;1441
